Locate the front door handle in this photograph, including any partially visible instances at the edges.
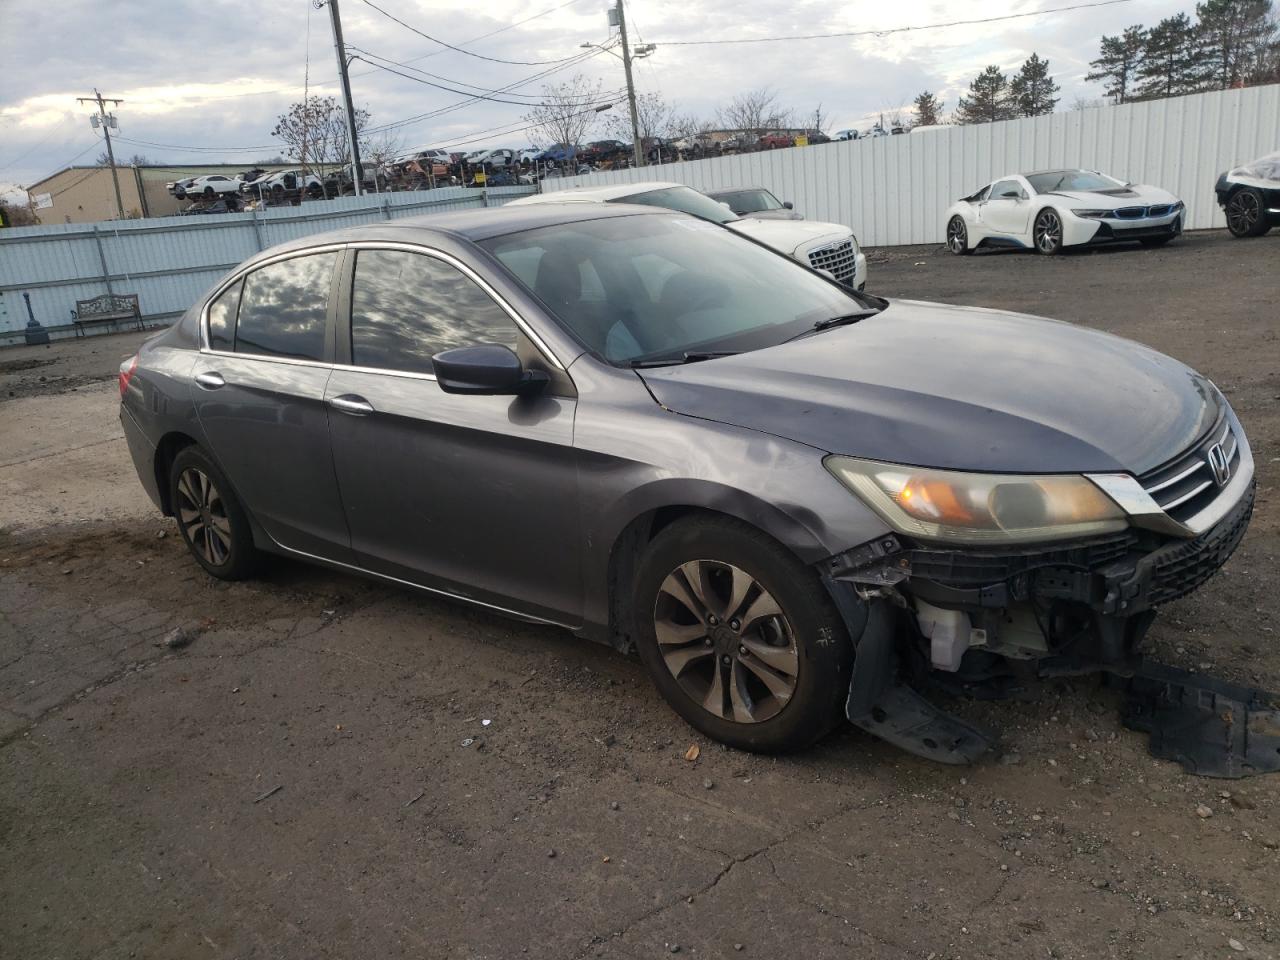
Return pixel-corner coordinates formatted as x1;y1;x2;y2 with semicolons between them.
194;371;225;390
329;395;374;416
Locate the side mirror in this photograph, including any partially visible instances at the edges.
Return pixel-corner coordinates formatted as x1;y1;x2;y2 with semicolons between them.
432;344;548;396
782;201;794;209
999;189;1021;199
815;268;838;283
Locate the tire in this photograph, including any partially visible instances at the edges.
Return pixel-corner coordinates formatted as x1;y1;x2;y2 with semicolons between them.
946;215;973;255
1225;188;1270;238
169;446;258;581
1033;208;1064;255
631;516;855;753
203;186;215;198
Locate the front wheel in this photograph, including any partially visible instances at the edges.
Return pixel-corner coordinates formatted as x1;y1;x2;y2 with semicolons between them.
169;446;259;581
1033;208;1064;255
632;516;855;753
946;215;972;255
1226;188;1270;237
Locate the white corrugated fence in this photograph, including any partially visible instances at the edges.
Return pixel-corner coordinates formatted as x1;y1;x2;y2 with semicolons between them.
544;84;1280;247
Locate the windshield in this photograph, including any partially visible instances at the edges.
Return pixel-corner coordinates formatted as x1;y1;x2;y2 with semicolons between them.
610;185;739;224
1026;170;1127;194
709;189;783;215
480;213;872;365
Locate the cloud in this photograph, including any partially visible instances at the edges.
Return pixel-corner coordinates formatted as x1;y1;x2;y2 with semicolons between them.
1;0;1191;188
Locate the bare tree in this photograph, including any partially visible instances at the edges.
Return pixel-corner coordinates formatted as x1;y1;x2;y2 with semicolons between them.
523;75;607;151
364;128;405;170
716;87;792;139
804;103;828;134
604;91;675;144
272;95;371;174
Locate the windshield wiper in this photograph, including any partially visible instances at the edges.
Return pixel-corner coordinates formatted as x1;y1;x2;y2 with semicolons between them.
629;350;738;368
784;310;880;342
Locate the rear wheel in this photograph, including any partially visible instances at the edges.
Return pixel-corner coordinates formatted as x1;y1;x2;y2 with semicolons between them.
946;215;972;255
1033;208;1064;255
169;446;258;581
632;516;854;753
1226;188;1270;237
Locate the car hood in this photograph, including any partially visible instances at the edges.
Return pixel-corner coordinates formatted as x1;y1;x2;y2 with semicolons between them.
728;217;852;255
1040;184;1179;207
636;300;1219;475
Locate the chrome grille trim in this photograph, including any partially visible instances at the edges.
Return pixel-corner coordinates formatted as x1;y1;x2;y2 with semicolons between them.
1135;410;1252;532
807;239;857;284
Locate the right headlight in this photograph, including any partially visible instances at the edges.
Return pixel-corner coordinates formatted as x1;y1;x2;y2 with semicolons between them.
824;456;1128;544
1071;208;1110;219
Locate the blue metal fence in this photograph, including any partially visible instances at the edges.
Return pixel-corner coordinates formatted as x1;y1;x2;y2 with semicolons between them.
0;186;535;344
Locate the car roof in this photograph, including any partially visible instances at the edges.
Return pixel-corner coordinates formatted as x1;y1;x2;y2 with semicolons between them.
241;202;676;263
509;180;686;204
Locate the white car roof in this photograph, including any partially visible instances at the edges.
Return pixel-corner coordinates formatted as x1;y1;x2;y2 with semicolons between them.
511;180;685;205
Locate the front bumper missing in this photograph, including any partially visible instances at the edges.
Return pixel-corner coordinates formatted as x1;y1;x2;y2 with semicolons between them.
822;484;1277;778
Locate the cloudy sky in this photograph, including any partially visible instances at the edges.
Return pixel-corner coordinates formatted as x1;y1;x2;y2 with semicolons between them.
1;0;1191;199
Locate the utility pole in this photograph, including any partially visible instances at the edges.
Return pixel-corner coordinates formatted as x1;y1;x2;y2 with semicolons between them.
324;0;365;196
614;0;644;168
77;89;125;220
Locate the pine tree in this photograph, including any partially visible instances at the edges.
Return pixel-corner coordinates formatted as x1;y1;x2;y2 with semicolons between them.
1086;25;1148;103
913;91;943;126
1136;13;1204;98
1010;53;1061;116
1196;0;1279;89
954;66;1017;124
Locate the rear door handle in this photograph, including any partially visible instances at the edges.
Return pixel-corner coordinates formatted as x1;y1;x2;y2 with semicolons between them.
194;371;225;390
329;394;374;416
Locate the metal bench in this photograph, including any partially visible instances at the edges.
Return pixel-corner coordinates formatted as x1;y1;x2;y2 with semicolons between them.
72;293;144;337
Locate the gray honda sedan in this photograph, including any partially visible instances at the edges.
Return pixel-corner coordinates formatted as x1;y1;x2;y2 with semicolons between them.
120;203;1255;759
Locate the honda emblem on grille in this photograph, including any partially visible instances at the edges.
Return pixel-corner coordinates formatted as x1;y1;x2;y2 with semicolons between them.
1206;443;1231;487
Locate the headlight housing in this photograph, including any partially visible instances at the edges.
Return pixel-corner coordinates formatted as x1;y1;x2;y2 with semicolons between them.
1071;208;1110;219
824;456;1128;544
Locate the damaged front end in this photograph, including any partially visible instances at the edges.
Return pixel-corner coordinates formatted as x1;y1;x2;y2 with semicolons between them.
822;482;1280;778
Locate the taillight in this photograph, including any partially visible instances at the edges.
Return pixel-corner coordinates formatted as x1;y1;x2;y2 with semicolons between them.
119;355;138;398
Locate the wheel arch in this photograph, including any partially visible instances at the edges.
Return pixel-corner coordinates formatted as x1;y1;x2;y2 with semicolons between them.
153;431;200;516
591;480;831;652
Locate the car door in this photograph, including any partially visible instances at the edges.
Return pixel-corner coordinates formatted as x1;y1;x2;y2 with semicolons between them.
982;179;1033;238
324;244;582;625
193;247;356;563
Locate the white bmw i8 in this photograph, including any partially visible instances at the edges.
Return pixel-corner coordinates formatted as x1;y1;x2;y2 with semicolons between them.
944;169;1184;256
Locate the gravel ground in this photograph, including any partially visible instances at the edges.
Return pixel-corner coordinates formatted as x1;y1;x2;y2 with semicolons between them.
1;229;1278;960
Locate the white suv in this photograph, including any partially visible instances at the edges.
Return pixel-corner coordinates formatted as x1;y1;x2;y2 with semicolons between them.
510;181;867;290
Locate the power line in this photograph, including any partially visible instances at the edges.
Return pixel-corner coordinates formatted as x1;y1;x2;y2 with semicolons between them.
363;44;618;134
350;48;620;105
357;0;585;65
428;95;628;150
652;0;1136;45
0;116;75;172
112;134;279;153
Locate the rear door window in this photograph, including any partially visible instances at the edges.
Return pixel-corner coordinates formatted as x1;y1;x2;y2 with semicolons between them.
349;249;517;375
234;252;337;361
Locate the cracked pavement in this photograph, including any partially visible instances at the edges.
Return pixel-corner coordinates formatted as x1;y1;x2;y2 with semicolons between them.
2;231;1279;959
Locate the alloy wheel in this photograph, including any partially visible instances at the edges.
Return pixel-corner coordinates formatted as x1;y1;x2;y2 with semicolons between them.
1034;210;1062;253
652;559;799;724
1227;192;1260;235
176;467;232;567
947;217;967;253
